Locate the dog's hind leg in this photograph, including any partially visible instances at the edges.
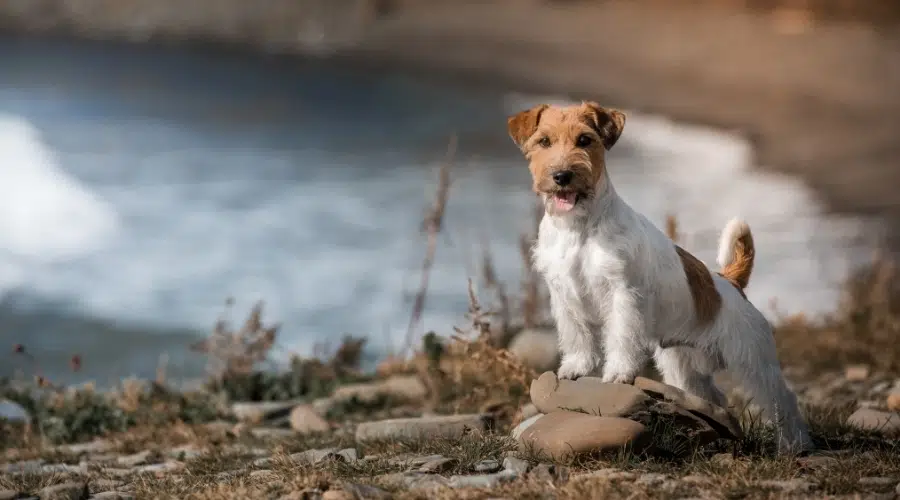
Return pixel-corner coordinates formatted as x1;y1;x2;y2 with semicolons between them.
654;346;727;408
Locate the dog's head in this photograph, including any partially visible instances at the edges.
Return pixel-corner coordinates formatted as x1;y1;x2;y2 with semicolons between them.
507;102;625;216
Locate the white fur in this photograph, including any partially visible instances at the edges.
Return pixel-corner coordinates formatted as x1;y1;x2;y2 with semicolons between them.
717;217;750;269
533;175;812;454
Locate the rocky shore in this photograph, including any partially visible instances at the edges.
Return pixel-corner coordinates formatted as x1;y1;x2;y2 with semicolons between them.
1;0;899;244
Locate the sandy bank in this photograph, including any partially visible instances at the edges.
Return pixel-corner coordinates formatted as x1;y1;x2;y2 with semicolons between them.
2;0;899;243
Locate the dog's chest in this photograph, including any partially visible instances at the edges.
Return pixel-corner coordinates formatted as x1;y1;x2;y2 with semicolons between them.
534;226;623;319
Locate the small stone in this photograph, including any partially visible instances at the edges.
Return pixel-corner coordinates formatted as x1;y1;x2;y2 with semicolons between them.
133;461;183;474
529;463;569;484
511;414;543;440
507;328;559;372
448;470;518;488
253;457;273;468
502;457;530;475
290;404;331;434
377;472;449;491
57;439;113;455
473;459;501;473
847;408;900;434
758;479;815;493
355;414;491;443
116;450;153;467
37;482;89;500
419;457;458;473
858;477;897;487
517;411;650;459
2;459;43;474
886;391;900;412
633;377;743;439
336;448;358;463
99;468;133;478
845;364;871;382
0;490;18;500
530;371;651;417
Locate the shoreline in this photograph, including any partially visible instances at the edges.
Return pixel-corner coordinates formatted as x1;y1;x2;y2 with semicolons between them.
2;1;899;247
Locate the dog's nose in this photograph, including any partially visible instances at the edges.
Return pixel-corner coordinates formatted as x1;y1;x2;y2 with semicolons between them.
552;170;573;186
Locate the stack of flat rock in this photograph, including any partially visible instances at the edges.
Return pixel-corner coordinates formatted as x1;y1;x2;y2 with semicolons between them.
512;372;743;459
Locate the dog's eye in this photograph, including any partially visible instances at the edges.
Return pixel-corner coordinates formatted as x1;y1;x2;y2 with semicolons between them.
537;136;552;148
576;134;594;148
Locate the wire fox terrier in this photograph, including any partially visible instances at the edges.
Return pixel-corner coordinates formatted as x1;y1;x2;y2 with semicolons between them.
507;101;812;453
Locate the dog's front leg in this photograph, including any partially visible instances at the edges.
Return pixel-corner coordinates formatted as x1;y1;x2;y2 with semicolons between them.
601;286;648;385
549;291;598;380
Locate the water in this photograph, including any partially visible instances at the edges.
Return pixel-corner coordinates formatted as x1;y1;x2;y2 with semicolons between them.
0;37;880;386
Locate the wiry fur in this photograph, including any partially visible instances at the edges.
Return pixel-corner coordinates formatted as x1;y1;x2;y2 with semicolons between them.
508;102;811;454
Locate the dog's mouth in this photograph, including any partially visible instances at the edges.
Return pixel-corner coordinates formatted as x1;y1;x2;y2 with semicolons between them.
552;191;580;212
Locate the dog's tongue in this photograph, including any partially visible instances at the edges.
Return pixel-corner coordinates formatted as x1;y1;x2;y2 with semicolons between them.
554;192;577;211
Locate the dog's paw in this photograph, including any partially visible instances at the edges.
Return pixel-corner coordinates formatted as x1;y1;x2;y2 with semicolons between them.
601;372;636;385
557;354;595;380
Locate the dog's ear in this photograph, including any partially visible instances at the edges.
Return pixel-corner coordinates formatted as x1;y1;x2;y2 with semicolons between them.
585;102;626;150
507;104;548;150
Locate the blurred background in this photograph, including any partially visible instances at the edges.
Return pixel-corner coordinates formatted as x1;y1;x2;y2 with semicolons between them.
0;0;897;387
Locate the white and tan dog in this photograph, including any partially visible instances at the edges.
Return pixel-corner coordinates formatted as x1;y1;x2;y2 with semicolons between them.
507;101;812;453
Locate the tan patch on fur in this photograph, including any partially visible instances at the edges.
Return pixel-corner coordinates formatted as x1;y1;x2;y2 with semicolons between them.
506;102;625;198
721;230;755;292
675;246;722;326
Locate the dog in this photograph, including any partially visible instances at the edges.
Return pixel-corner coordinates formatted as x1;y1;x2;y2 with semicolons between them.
507;101;812;453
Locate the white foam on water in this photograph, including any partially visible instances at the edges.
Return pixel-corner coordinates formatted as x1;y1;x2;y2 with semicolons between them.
0;114;118;261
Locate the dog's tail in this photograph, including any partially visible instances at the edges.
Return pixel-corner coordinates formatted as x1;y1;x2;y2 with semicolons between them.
717;218;755;290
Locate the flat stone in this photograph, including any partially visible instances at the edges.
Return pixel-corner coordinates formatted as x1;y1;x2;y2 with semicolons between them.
530;371;651;417
507;328;559;373
165;445;204;461
116;450;153;467
336;448;358;463
517;411;650;460
92;493;135;500
322;492;353;500
571;468;635;482
386;454;445;467
37;482;89;500
331;375;427;406
448;470;518;488
290;404;330;434
57;439;114;455
419;457;458;473
133;461;183;474
2;459;43;474
250;427;296;439
511;414;543;440
355;414;490;443
0;490;19;500
758;479;815;493
291;448;342;465
634;376;743;439
377;472;449;491
502;457;530;475
473;459;501;473
847;409;900;434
